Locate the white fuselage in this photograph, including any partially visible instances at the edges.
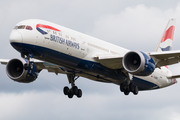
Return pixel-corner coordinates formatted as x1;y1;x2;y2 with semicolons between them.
9;19;177;91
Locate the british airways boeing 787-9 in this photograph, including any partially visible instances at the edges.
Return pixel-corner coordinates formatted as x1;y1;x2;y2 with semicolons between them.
0;18;179;98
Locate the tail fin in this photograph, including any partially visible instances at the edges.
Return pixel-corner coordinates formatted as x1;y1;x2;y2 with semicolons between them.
155;18;176;52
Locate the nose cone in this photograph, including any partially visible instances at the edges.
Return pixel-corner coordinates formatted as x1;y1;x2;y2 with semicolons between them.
9;30;23;43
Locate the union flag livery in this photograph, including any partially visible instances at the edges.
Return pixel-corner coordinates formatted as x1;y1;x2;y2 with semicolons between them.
156;18;176;52
36;24;61;35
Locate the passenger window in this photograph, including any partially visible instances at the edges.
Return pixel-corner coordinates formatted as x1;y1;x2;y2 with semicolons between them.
26;26;33;30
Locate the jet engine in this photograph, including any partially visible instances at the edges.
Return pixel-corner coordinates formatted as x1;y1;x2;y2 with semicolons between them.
6;58;38;83
122;51;155;76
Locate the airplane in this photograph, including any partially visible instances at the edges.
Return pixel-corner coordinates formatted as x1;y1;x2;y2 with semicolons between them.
0;18;180;98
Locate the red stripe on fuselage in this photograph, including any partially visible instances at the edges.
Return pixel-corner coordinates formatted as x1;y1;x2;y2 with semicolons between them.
161;26;175;43
36;24;61;31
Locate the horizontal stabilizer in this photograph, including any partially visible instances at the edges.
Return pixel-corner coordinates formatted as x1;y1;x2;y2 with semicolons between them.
167;75;180;79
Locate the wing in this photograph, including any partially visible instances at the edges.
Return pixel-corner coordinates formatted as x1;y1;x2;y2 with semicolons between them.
94;54;123;69
95;50;180;70
149;50;180;67
96;18;179;69
0;59;66;75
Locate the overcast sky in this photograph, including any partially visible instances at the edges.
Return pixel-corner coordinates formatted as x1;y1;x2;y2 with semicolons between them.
1;0;180;120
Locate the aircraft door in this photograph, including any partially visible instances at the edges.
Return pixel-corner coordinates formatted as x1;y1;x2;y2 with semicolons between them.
79;36;87;57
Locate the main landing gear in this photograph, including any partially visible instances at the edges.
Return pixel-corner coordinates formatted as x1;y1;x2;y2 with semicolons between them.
63;73;82;98
120;82;139;95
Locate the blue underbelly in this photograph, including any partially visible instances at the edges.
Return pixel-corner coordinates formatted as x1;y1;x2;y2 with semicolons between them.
10;42;159;90
11;42;127;84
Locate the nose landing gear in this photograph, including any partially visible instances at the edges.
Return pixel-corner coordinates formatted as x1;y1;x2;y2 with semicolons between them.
21;53;34;70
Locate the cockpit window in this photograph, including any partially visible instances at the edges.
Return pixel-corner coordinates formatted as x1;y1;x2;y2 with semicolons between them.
26;26;33;30
13;25;33;30
18;25;25;29
14;26;18;29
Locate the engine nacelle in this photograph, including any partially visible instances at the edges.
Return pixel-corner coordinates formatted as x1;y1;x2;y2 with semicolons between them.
122;51;155;76
6;58;38;83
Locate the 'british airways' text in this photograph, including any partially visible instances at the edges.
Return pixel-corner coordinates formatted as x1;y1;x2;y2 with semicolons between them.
50;34;79;49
